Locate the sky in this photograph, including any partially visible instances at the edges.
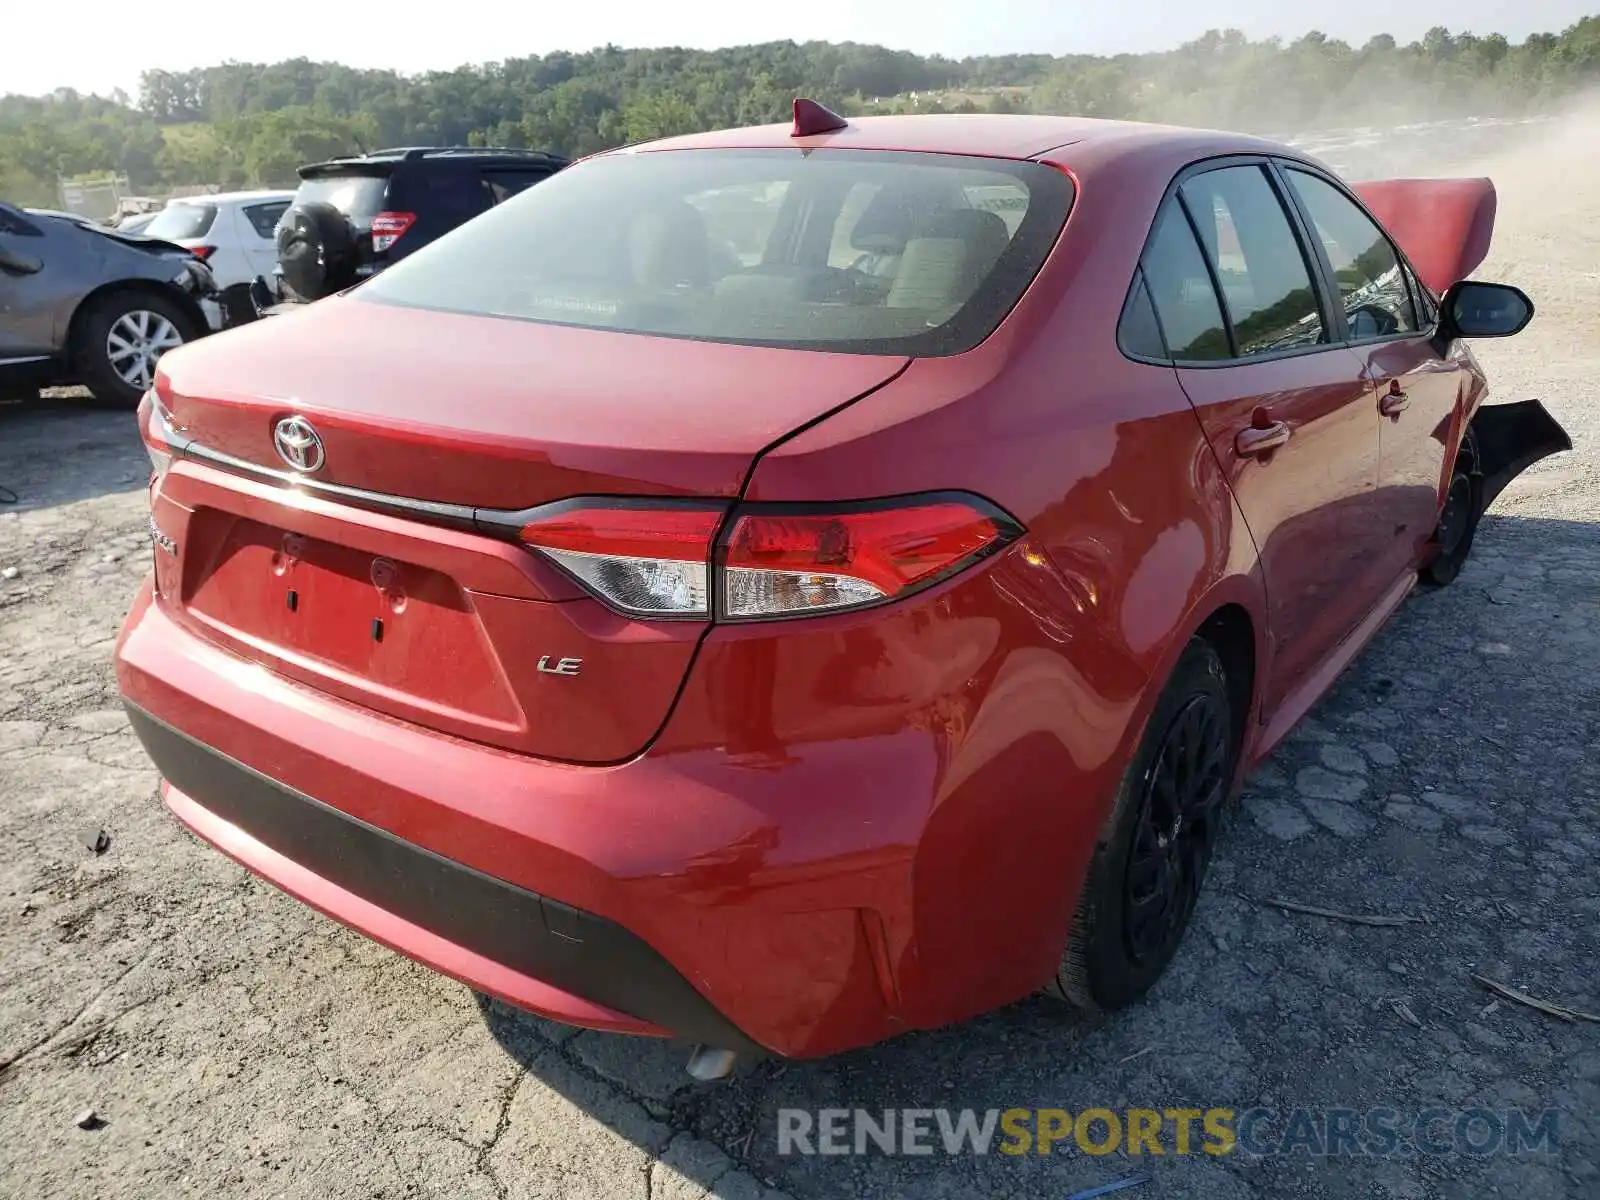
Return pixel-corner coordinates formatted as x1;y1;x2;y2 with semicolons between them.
4;0;1594;100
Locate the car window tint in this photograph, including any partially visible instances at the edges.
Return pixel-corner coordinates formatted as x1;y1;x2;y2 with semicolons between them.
1181;166;1327;357
1141;199;1231;361
401;170;494;224
243;202;289;239
483;170;551;204
361;149;1074;357
1284;169;1417;340
145;203;217;240
1117;270;1168;360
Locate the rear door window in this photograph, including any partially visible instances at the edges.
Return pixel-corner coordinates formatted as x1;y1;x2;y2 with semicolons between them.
1180;166;1327;358
1139;200;1231;362
145;203;217;240
392;168;493;226
243;201;289;239
1283;169;1418;340
1116;271;1168;361
482;169;553;204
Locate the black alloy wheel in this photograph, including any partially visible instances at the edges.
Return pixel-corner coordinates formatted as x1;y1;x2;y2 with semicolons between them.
1123;692;1230;963
1048;638;1238;1011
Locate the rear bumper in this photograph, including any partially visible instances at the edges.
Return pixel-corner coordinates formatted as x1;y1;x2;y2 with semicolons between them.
115;581;921;1057
126;703;760;1052
116;524;1143;1057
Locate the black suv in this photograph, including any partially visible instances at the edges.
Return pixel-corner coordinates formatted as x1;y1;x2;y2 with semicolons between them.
260;146;568;309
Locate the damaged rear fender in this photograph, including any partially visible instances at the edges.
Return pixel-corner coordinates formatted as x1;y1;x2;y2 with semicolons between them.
1466;400;1573;514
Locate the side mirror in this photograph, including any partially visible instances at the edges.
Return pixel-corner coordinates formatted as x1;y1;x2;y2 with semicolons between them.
1441;280;1533;339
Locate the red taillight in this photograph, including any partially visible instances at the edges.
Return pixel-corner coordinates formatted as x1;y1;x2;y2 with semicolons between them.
517;496;1019;621
140;392;176;487
190;245;216;261
723;501;1015;618
519;504;726;617
370;211;417;253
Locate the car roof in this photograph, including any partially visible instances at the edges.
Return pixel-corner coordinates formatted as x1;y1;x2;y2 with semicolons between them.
628;113;1299;170
298;147;569;175
24;207;93;223
166;190;295;206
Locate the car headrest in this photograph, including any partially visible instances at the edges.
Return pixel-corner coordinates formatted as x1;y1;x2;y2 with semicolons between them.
850;190;919;254
629;200;710;288
914;209;1011;276
886;209;1013;310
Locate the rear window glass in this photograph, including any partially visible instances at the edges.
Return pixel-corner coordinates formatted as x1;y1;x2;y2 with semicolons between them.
359;149;1074;356
145;203;217;240
294;174;389;222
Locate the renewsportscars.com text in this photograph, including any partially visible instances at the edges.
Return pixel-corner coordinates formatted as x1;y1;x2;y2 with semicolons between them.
776;1107;1558;1159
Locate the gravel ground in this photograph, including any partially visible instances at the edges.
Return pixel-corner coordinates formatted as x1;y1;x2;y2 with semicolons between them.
1;113;1596;1199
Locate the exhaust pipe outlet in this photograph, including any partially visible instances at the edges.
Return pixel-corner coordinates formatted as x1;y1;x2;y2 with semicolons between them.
686;1045;739;1082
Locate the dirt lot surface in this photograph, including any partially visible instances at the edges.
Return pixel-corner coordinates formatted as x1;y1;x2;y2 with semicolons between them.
1;113;1597;1199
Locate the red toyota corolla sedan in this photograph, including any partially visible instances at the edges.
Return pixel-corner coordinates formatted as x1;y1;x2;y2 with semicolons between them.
116;102;1569;1070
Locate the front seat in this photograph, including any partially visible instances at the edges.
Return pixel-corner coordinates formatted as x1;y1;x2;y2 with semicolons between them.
886;209;1012;310
847;190;919;281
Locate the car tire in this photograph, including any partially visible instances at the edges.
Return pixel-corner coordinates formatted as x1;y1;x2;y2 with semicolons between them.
1047;638;1238;1012
1419;435;1483;588
219;284;257;329
74;290;199;409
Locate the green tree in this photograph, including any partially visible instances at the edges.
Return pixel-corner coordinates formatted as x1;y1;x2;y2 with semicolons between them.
4;21;1598;207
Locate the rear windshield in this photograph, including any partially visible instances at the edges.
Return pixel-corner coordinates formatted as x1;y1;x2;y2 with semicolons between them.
359;149;1074;356
294;173;390;223
145;203;217;240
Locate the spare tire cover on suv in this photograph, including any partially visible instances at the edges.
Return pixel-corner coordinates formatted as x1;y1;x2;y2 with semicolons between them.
277;201;359;301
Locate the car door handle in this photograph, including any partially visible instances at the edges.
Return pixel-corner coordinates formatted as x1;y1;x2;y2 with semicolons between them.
1236;420;1291;456
1379;390;1410;417
0;246;43;275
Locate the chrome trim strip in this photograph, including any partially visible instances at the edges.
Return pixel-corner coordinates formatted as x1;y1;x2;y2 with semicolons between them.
175;437;479;531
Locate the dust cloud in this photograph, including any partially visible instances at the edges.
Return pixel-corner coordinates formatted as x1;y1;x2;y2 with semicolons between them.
1435;93;1600;505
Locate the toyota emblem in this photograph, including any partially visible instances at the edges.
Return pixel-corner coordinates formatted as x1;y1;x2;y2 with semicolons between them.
273;415;325;473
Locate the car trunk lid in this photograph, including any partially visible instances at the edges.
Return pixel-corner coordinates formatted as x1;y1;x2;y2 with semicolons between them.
156;295;907;505
148;297;907;762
